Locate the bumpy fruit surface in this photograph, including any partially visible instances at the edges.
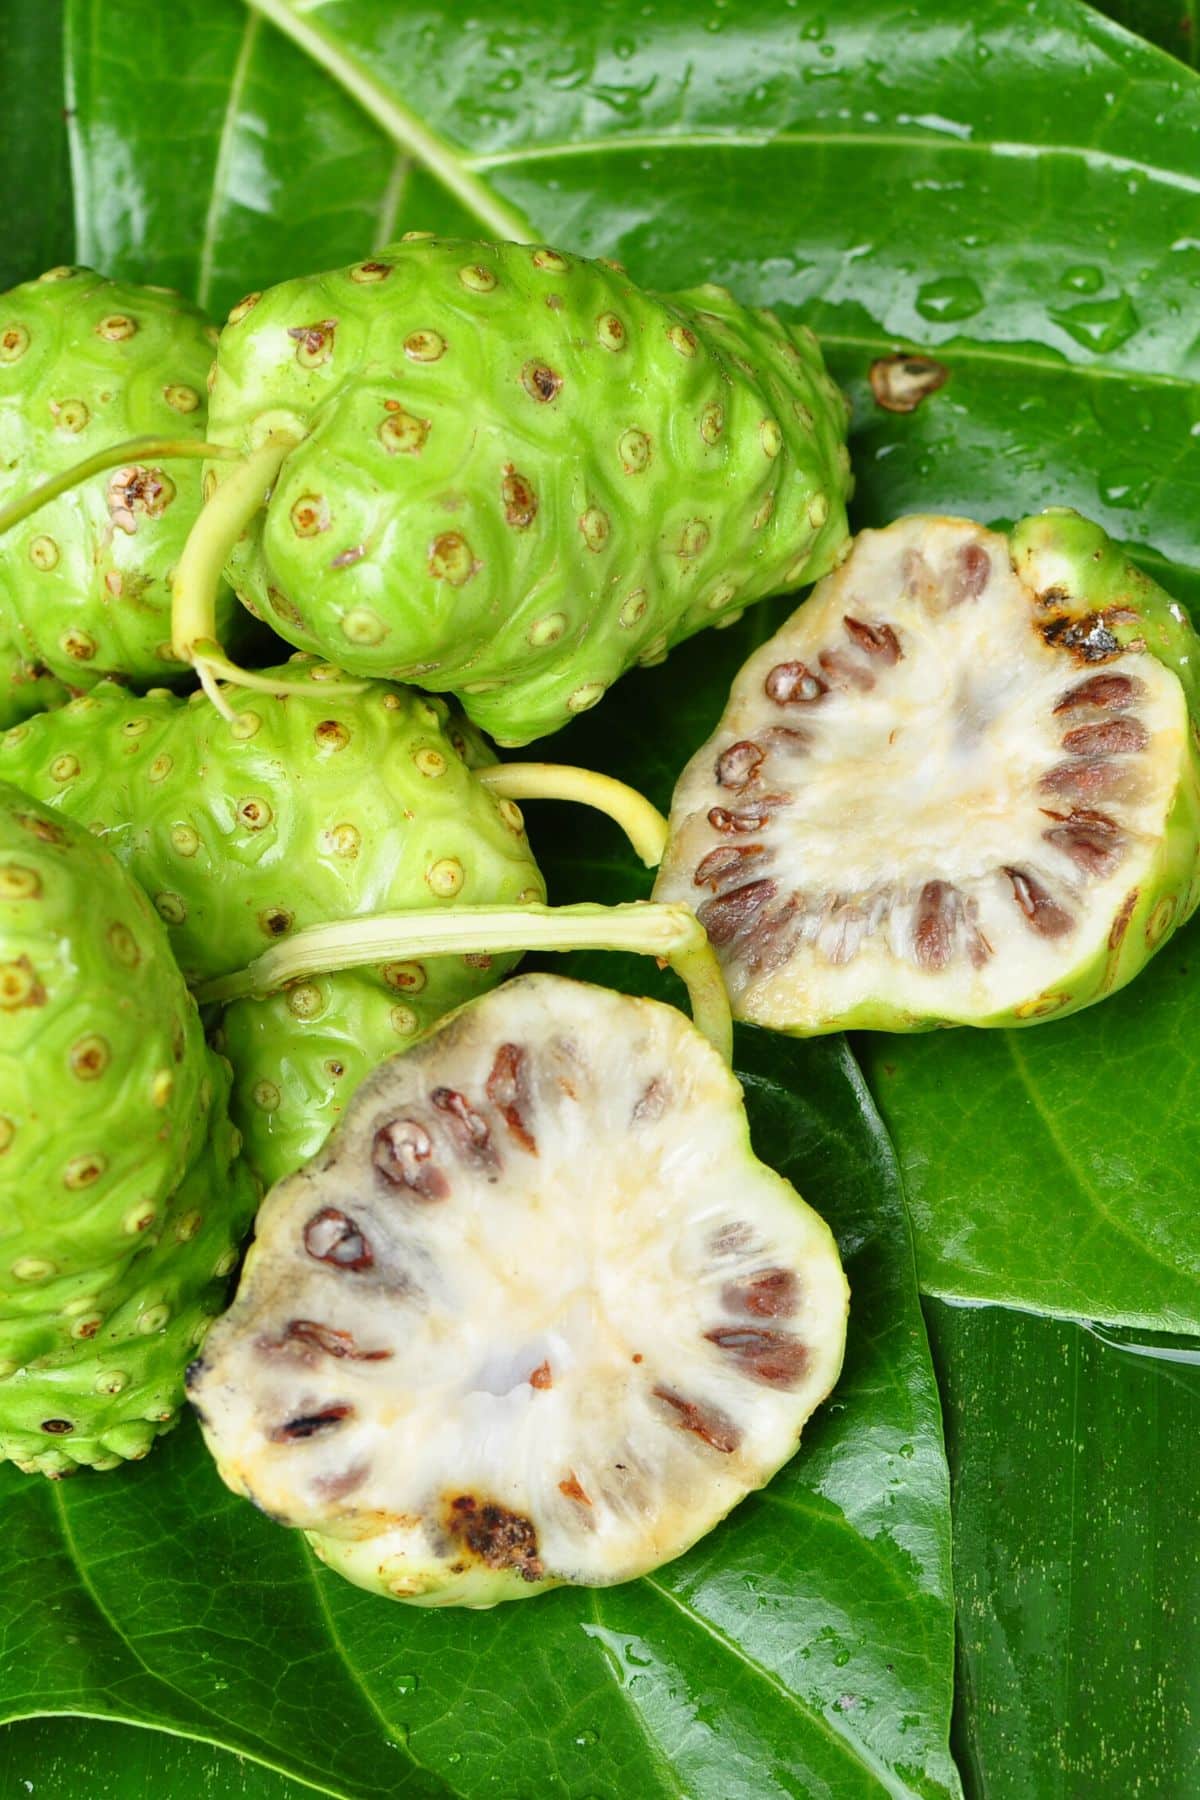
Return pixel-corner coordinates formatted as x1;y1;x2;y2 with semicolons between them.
0;662;545;982
0;629;67;730
0;265;235;687
190;974;848;1606
654;510;1200;1032
205;236;852;743
0;782;256;1474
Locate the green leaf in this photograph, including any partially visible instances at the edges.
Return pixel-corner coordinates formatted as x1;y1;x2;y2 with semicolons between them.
0;1716;309;1799
928;1299;1200;1793
0;1033;956;1800
0;0;74;290
1092;0;1199;67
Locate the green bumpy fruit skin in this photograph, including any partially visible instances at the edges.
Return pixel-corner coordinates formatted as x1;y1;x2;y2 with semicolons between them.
0;630;68;731
0;265;236;687
0;783;257;1475
0;661;545;982
207;238;853;744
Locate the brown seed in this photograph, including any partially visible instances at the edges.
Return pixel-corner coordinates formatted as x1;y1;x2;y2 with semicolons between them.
521;360;561;403
1039;760;1123;802
269;1405;353;1443
818;648;875;693
912;880;957;971
764;661;827;705
707;801;779;834
1054;673;1142;714
704;1326;807;1388
446;1495;544;1580
653;1386;741;1453
431;1088;497;1170
486;1043;537;1155
844;616;901;662
501;468;538;529
529;1361;553;1390
303;1207;373;1270
373;1119;450;1200
559;1474;592;1504
272;1320;392;1362
694;845;766;891
868;353;949;413
951;541;991;603
1004;868;1074;939
697;878;777;945
1042;809;1127;878
1060;719;1148;756
715;740;765;790
721;1268;798;1319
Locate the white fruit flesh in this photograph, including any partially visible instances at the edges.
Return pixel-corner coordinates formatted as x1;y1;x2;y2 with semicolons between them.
189;974;848;1606
654;516;1189;1029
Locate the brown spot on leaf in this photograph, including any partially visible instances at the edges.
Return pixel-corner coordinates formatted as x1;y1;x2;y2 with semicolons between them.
705;1326;808;1388
303;1208;373;1271
869;353;949;413
653;1386;741;1453
446;1495;544;1580
486;1043;537;1154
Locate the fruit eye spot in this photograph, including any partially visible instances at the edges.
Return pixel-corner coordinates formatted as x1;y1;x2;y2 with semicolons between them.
428;532;479;586
350;261;393;283
50;754;80;782
61;628;97;662
578;507;610;552
458;263;497;292
287;320;336;367
28;534;58;569
51;399;89;432
667;323;698;357
595;313;626;350
700;402;725;444
0;325;30;361
378;404;430;454
532;248;569;273
40;1419;74;1435
619;428;651;473
164;383;200;413
0;956;44;1009
96;314;137;341
521;360;562;402
382;960;426;993
258;906;293;938
290;494;330;537
0;864;39;899
501;468;538;528
227;292;261;325
405;329;446;363
64;1153;106;1190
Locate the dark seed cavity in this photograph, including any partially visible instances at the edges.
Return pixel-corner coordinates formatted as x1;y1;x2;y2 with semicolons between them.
913;880;957;971
951;541;991;604
697;878;777;945
818;648;875;693
373;1119;450;1200
1039;759;1123;802
722;1267;798;1319
1061;718;1148;756
1054;673;1142;714
486;1043;537;1155
1004;868;1074;939
270;1405;353;1443
1042;809;1128;878
632;1077;669;1123
765;661;827;706
707;801;779;834
694;844;766;890
431;1088;497;1170
446;1495;544;1580
270;1320;392;1361
653;1386;742;1453
705;1326;808;1388
303;1207;373;1271
843;616;901;662
715;740;765;790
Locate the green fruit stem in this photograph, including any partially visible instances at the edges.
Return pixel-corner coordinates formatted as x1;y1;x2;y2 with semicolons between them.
0;437;240;539
171;429;366;716
477;763;668;868
196;900;734;1064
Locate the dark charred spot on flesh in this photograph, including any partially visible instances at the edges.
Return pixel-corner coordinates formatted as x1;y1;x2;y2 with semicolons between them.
1040;612;1122;664
559;1474;591;1504
521;360;562;403
698;878;777;946
373;1118;450;1201
1060;719;1148;756
715;740;765;790
843;616;901;662
269;1405;353;1443
303;1207;373;1271
40;1418;74;1435
694;844;766;891
653;1386;742;1453
708;800;781;834
1054;672;1142;714
486;1043;537;1154
529;1361;553;1390
818;648;875;693
1109;888;1139;950
431;1088;498;1172
1040;760;1124;802
868;353;949;414
765;660;827;706
1043;809;1128;878
722;1267;798;1319
265;1319;392;1361
446;1495;544;1580
1004;868;1074;939
632;1077;669;1123
705;1326;808;1388
913;880;957;972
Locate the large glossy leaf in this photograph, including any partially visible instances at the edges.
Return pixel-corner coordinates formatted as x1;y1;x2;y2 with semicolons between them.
0;1717;306;1799
0;1032;956;1800
0;0;74;291
928;1299;1200;1796
1095;0;1199;66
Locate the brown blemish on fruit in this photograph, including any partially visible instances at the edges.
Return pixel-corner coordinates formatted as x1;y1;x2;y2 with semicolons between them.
379;401;430;454
818;648;875;693
653;1386;741;1452
303;1207;373;1270
1108;888;1139;951
428;532;478;585
722;1268;799;1319
913;880;957;971
868;353;949;413
258;906;293;938
559;1474;591;1504
373;1119;450;1200
1004;868;1074;939
1040;612;1122;663
40;1419;74;1435
707;799;783;834
107;465;175;533
715;741;765;790
0;957;45;1010
632;1077;669;1123
1060;719;1148;756
698;879;777;945
330;545;366;569
269;1405;353;1442
705;1326;807;1387
431;1088;497;1170
486;1043;537;1154
529;1361;553;1390
501;467;538;528
268;1320;392;1361
314;719;350;751
765;661;827;705
1053;673;1143;714
445;1495;544;1580
521;360;561;403
287;320;336;366
843;616;901;663
694;844;766;891
1146;894;1176;947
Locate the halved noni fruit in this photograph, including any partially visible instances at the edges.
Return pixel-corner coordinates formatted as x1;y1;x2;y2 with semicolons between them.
653;510;1200;1032
188;973;848;1605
